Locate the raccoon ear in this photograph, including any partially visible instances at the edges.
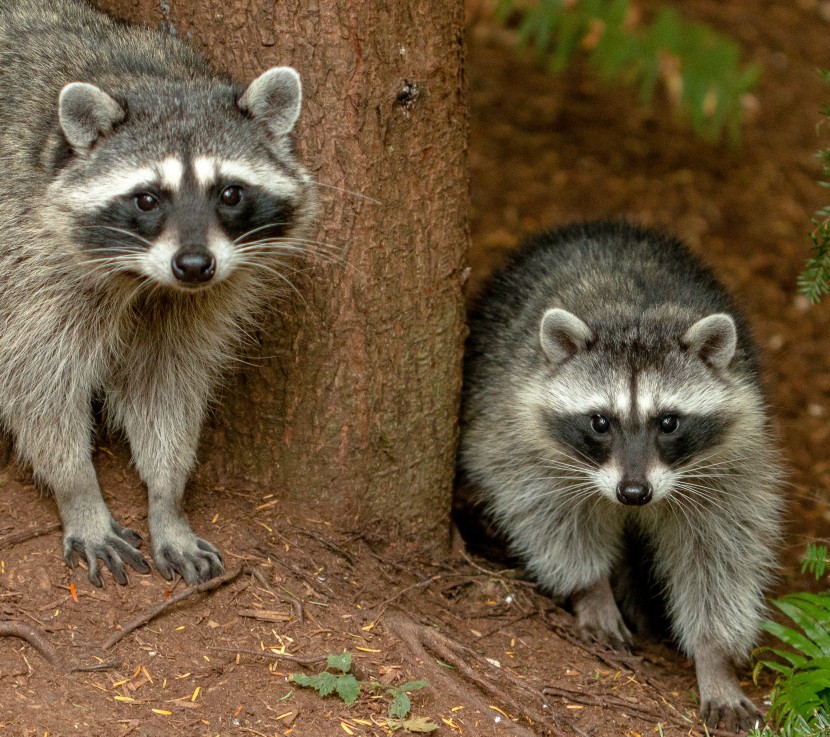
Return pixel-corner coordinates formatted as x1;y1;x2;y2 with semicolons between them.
683;313;737;370
238;66;302;137
539;308;594;366
58;82;126;152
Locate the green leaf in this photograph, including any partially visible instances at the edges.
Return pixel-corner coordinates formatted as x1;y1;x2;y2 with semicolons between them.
327;651;353;673
398;680;430;693
290;671;339;698
389;691;412;719
335;674;360;706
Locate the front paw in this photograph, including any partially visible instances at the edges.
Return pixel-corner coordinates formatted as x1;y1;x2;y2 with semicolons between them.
152;528;224;584
570;579;633;651
701;697;764;733
64;519;151;587
575;606;633;651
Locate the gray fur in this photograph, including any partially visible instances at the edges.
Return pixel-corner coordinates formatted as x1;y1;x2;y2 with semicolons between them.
459;221;781;732
0;0;316;586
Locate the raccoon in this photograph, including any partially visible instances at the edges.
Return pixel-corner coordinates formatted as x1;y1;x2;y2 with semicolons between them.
0;0;316;586
459;221;781;732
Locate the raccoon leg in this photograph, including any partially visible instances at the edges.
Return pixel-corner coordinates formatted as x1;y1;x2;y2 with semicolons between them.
13;406;149;586
570;577;632;650
113;390;223;584
695;638;763;733
650;519;771;733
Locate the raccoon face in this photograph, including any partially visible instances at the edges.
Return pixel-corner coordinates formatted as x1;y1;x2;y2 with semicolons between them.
537;308;740;506
50;68;309;291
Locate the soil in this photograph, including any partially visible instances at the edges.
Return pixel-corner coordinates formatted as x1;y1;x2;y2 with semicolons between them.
2;1;830;735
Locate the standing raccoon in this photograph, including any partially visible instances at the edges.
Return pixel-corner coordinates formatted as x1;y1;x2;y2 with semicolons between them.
459;222;781;732
0;0;315;586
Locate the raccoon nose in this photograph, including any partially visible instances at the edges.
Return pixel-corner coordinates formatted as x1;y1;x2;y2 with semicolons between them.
172;250;216;284
616;481;653;506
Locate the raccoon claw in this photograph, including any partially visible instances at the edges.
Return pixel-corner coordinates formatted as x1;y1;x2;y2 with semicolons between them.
577;620;632;652
701;698;764;733
64;522;150;587
155;538;224;585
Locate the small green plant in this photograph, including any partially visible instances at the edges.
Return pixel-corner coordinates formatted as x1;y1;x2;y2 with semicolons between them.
754;546;830;736
290;652;436;730
290;651;361;706
384;679;430;719
494;0;758;143
799;72;830;304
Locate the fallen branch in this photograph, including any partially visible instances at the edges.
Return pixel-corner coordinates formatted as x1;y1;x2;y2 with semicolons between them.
103;564;246;650
250;566;305;623
0;522;61;550
236;608;291;622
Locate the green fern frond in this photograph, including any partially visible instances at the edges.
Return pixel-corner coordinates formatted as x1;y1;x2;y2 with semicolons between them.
802;545;830;580
493;0;758;143
757;593;830;734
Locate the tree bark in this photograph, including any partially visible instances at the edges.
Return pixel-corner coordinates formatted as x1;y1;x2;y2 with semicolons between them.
95;0;469;551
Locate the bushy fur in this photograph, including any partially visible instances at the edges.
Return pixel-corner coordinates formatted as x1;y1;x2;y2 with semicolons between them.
459;221;782;732
0;0;316;586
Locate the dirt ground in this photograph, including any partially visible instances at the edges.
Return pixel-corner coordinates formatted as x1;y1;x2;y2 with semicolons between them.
3;1;830;735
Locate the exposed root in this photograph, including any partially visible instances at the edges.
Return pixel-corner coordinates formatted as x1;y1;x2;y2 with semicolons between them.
0;620;65;669
542;684;678;725
103;564;246;650
384;611;567;737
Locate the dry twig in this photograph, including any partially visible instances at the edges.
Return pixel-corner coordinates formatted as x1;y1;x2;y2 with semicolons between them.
211;646;328;666
0;522;61;550
103;564;246;650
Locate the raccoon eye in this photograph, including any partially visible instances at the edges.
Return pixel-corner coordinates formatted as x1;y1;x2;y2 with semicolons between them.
220;185;243;207
135;192;159;212
590;415;611;434
658;414;679;434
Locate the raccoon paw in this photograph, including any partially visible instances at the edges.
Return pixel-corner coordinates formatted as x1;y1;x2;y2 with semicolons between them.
576;610;633;651
64;521;151;587
153;535;224;585
700;697;764;733
570;579;633;651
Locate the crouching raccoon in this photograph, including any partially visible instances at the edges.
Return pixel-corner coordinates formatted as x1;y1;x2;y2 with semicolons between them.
459;221;782;732
0;0;316;586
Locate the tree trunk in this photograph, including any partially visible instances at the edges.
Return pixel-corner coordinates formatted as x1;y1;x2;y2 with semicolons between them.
95;0;469;552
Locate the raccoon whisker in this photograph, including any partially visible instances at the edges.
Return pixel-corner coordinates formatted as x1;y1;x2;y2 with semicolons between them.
233;227;343;255
232;222;293;243
235;250;342;273
232;255;309;278
78;225;157;250
538;459;595;475
665;495;699;528
548;441;601;470
671;484;732;516
232;260;307;305
312;178;382;204
537;479;597;495
677;449;755;472
234;238;342;263
235;244;343;268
